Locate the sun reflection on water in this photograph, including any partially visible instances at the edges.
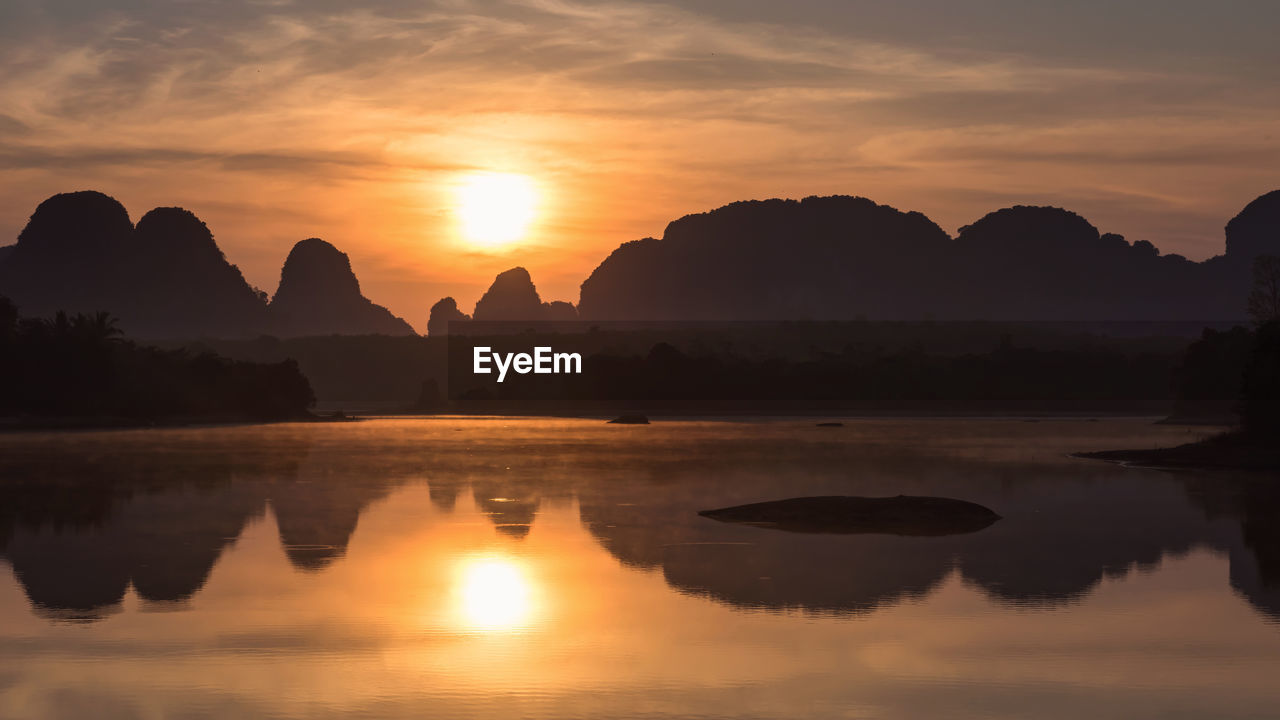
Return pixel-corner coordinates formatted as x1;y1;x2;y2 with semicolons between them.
454;555;537;631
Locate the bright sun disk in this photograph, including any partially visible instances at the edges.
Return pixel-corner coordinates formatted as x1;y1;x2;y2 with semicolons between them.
456;556;535;630
455;172;537;246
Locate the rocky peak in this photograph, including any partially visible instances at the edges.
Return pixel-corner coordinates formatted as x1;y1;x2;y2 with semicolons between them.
133;207;224;264
473;266;543;320
269;238;414;336
1226;189;1280;261
273;238;363;303
427;296;470;336
15;190;132;260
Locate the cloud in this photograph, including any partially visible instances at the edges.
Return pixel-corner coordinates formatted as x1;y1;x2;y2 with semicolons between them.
0;145;472;175
0;0;1277;310
0;114;30;136
577;54;878;89
0;146;212;170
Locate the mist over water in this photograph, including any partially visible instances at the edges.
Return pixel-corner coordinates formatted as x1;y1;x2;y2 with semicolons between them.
1;417;1277;719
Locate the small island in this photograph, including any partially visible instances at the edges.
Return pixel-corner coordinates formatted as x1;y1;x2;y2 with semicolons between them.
699;495;1002;536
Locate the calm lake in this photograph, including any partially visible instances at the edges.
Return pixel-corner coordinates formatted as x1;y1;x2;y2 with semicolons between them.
1;418;1277;719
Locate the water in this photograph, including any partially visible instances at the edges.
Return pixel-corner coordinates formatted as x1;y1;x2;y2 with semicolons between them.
1;417;1277;719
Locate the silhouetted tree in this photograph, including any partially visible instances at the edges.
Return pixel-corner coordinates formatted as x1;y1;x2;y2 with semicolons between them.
1241;321;1280;438
0;302;314;421
0;295;16;339
1248;255;1280;326
0;296;17;409
415;378;443;411
1171;327;1253;422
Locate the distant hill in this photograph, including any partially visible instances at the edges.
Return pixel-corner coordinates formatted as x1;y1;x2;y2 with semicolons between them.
0;192;270;337
581;196;952;320
425;266;577;334
0;192;412;338
269;238;415;337
471;266;580;322
473;267;545;321
578;193;1276;321
427;296;470;336
1;191;151;326
5;188;1279;336
123;207;272;337
1226;190;1280;259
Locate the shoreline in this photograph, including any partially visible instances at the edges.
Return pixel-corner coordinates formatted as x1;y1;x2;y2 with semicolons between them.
0;408;1224;434
401;406;1173;420
1076;431;1280;471
0;411;359;433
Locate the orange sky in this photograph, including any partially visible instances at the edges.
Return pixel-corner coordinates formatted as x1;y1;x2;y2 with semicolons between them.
2;1;1280;331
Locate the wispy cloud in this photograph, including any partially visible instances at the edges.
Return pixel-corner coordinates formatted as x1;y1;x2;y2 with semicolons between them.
1;0;1278;329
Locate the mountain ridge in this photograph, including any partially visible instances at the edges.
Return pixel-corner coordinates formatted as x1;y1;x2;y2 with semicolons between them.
0;191;415;338
4;188;1278;337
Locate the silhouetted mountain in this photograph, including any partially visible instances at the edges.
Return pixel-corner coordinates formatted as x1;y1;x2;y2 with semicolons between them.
121;207;271;337
7;188;1277;338
269;238;415;337
471;266;578;322
950;205;1237;320
1226;190;1280;261
542;299;578;321
427;296;470;336
578;193;1277;321
473;267;544;320
0;191;135;323
0;192;273;338
0;192;415;339
579;196;953;320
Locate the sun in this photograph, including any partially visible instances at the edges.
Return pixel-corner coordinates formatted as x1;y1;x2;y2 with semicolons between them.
455;556;536;630
455;172;538;246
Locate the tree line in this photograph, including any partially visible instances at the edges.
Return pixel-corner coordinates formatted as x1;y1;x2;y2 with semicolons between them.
1;295;314;422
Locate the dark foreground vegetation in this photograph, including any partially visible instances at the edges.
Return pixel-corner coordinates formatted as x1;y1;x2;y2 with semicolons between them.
1084;315;1280;469
191;321;1198;413
445;326;1184;415
1;296;314;426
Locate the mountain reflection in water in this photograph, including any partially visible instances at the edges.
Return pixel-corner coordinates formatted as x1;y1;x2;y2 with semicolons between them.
1;418;1278;719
